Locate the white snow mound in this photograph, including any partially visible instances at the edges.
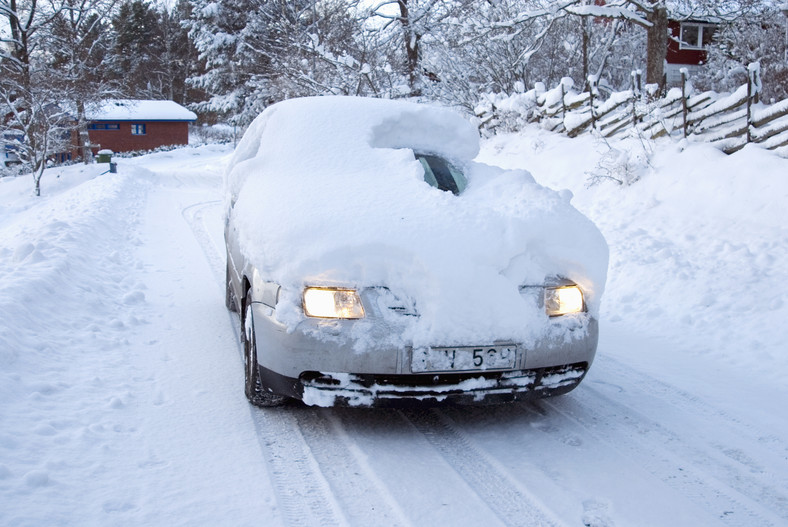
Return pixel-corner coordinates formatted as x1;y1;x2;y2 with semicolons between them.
225;96;608;347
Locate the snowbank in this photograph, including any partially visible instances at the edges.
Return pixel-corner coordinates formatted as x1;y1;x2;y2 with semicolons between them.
225;96;608;348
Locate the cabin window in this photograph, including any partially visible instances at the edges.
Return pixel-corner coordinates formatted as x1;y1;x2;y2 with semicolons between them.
88;123;120;130
679;23;716;50
131;123;147;135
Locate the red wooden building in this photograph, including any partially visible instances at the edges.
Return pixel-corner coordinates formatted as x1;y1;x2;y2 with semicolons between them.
665;18;719;86
85;100;197;154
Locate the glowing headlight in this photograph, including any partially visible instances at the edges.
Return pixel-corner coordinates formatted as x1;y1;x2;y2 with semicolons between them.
545;285;584;316
303;288;365;319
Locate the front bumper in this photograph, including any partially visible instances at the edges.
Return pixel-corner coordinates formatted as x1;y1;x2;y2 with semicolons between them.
301;362;588;407
251;302;598;407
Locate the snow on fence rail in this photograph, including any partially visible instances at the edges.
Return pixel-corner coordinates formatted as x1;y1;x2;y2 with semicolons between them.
476;63;788;155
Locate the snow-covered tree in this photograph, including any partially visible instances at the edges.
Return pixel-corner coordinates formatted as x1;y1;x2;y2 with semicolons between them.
363;0;473;97
696;3;788;101
108;0;167;97
260;0;378;99
405;1;639;109
101;0;203;103
185;0;276;124
158;0;203;105
1;0;75;194
458;1;761;96
46;0;118;163
187;0;383;124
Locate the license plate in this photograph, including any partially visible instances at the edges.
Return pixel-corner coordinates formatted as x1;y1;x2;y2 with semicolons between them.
411;345;517;373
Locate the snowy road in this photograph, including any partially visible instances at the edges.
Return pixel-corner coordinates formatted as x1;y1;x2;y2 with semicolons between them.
1;142;786;527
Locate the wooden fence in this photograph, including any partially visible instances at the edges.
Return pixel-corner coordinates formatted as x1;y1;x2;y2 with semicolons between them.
477;63;788;154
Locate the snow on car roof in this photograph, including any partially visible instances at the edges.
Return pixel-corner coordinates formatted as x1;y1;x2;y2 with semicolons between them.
85;99;197;121
226;96;608;348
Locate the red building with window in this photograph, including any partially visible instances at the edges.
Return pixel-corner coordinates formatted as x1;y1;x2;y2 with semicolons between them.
665;18;719;86
85;100;197;154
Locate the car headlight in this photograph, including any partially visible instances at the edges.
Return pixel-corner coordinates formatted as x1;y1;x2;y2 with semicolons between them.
545;285;584;316
303;287;365;319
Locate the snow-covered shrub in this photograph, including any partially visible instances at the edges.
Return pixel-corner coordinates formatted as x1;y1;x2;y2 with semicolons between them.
190;123;237;145
585;134;653;187
475;89;541;136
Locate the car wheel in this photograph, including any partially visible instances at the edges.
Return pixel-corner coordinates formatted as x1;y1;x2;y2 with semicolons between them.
225;262;237;312
242;291;287;407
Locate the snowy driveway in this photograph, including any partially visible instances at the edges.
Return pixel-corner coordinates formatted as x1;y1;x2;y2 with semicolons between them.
1;142;786;527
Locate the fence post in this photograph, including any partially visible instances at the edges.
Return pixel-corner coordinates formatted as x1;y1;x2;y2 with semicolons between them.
746;74;752;144
747;62;761;144
561;81;567;122
631;70;642;124
681;68;689;138
588;74;598;130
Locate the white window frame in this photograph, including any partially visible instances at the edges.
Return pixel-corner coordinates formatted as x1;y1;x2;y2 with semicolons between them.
679;22;715;50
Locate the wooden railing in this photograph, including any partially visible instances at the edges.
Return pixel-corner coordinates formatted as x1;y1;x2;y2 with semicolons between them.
476;63;788;154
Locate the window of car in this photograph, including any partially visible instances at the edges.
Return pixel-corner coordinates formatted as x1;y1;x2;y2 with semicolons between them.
415;153;467;195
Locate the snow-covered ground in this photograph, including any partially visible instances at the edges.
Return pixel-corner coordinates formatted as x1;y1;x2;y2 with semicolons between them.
0;127;786;526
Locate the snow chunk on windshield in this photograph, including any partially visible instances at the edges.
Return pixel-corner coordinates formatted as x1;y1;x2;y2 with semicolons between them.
225;96;478;210
225;96;607;348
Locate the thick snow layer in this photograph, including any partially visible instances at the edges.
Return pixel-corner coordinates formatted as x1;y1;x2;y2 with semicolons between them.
688;85;749;122
225;96;608;348
755;98;788;123
85;99;197;121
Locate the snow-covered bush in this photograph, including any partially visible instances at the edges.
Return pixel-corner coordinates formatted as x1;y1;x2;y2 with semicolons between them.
585;134;653;187
190;123;237;145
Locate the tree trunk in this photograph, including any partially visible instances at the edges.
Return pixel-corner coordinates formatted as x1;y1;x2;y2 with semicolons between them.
398;0;421;96
645;5;668;92
581;16;589;89
34;169;42;197
76;100;91;164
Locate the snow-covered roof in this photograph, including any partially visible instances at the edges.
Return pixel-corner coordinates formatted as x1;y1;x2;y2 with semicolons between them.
85;100;197;122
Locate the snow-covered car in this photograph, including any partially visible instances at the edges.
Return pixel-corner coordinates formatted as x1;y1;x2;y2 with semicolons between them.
224;96;608;407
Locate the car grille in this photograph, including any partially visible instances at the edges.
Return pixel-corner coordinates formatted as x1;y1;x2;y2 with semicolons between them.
298;362;588;406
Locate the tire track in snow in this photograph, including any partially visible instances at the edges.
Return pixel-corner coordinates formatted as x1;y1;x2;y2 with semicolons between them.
588;355;788;522
543;386;786;526
403;408;562;527
249;406;347;527
292;408;413;527
182;199;346;527
595;354;788;456
181;200;225;286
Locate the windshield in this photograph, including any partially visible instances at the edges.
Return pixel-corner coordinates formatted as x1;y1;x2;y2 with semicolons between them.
416;153;467;195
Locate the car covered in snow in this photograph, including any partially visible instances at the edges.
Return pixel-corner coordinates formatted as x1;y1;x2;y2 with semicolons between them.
224;96;608;407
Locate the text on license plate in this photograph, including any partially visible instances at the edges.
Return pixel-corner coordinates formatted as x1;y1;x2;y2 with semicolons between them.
411;345;517;373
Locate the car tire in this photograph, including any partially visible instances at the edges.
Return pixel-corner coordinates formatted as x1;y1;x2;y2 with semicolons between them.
225;262;237;312
242;291;287;407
